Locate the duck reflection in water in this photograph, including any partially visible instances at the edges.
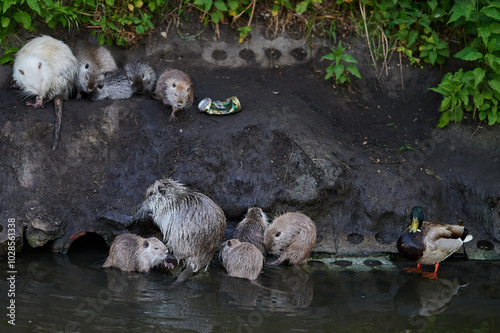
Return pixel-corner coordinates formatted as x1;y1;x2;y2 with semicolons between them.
395;276;466;317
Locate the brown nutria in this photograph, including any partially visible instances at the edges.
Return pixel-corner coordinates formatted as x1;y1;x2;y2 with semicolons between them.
154;68;193;121
234;207;269;255
102;233;172;273
137;178;226;284
264;212;317;267
12;35;78;150
75;46;117;99
220;239;264;281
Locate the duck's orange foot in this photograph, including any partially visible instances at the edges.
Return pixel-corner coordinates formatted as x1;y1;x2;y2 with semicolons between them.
421;263;439;280
422;271;438;280
403;263;422;274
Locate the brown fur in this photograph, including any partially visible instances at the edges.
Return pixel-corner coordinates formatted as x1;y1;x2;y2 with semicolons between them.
154;68;193;121
264;212;316;266
102;233;168;273
221;239;264;280
234;207;269;255
75;46;117;98
137;178;226;283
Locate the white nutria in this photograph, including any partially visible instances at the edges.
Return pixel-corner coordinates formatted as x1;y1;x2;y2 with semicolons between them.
137;178;226;284
221;239;264;281
13;35;78;150
91;69;133;101
102;233;172;273
75;46;117;99
264;212;317;268
154;68;193;121
234;207;269;255
124;60;157;95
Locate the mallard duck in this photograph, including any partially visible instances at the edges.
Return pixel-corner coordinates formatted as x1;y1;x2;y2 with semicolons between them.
397;206;473;280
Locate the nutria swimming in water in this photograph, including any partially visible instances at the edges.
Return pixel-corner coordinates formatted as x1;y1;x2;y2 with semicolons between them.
102;233;171;273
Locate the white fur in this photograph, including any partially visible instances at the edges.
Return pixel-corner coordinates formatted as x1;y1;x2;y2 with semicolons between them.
13;36;77;101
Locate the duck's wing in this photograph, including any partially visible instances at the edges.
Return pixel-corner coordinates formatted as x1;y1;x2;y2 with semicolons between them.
423;221;465;242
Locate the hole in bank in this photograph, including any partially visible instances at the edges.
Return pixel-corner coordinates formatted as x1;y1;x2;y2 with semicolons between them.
347;233;364;245
477;240;494;251
67;232;109;265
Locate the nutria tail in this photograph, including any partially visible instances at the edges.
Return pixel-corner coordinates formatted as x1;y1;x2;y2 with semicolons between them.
52;96;63;151
170;264;195;287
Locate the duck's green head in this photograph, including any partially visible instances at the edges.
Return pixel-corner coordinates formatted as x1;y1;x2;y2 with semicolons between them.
409;206;424;233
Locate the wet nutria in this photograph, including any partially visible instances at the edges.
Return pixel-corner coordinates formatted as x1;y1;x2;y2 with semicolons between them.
234;207;269;255
12;35;78;150
137;178;226;284
154;68;193;121
102;233;172;273
75;46;118;99
264;212;317;267
221;239;264;281
91;69;133;101
124;60;157;95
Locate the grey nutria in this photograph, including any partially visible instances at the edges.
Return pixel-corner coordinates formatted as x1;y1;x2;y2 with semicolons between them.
124;60;156;95
102;233;171;273
221;239;264;281
75;46;117;99
137;178;226;284
154;68;193;121
12;35;78;150
234;207;269;254
264;212;317;267
91;69;133;101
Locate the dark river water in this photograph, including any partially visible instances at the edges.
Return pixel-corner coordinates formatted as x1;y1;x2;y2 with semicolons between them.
1;244;499;333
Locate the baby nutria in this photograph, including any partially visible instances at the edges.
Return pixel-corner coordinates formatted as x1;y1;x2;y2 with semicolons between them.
154;68;193;121
91;69;133;101
264;212;317;267
75;45;118;99
124;60;156;95
13;35;78;150
234;207;269;255
102;233;172;273
137;178;226;284
221;239;264;281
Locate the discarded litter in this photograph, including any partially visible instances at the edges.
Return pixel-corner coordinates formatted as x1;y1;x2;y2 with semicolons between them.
198;96;241;115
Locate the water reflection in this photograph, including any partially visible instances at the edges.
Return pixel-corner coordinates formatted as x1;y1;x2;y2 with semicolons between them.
220;266;313;310
395;276;463;317
1;249;499;333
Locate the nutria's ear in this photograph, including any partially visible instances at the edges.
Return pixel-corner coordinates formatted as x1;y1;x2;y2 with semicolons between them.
275;232;281;237
143;240;149;248
227;240;233;247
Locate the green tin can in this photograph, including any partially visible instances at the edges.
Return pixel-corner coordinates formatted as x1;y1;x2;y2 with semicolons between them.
198;96;241;115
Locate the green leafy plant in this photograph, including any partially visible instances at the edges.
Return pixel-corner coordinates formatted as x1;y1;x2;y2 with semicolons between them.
322;40;361;85
0;0;171;63
431;0;500;127
359;0;451;67
419;31;449;65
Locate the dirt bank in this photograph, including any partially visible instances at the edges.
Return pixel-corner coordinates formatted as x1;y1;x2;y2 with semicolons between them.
1;24;499;260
